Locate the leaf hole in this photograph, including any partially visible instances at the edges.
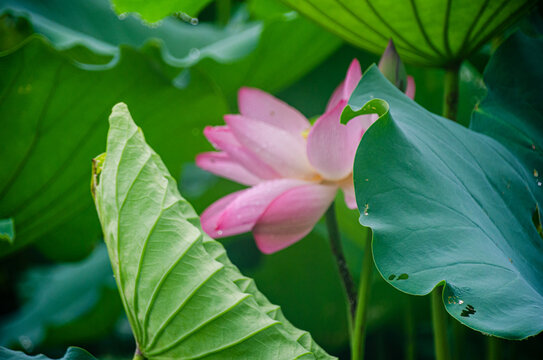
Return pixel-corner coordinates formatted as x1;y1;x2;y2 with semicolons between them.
397;273;409;280
388;274;396;280
460;304;476;317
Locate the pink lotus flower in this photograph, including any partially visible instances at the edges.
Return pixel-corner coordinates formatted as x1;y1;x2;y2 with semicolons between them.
196;59;415;254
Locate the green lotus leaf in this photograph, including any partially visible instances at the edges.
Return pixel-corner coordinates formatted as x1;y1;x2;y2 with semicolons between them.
281;0;536;67
471;32;543;203
0;2;338;260
111;0;211;23
344;61;543;338
0;347;96;360
0;35;229;259
92;103;334;359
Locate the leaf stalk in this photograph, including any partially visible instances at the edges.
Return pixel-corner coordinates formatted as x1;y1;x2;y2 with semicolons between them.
351;226;374;360
431;285;451;360
442;64;460;121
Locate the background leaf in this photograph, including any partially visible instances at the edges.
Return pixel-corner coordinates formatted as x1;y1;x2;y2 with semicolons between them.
111;0;212;23
0;245;121;350
92;103;334;359
471;32;543;199
0;346;96;360
0;218;15;244
344;63;543;339
281;0;536;66
0;0;339;260
0;35;228;259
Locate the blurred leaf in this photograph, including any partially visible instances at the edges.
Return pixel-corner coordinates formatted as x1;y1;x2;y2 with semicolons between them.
111;0;212;23
0;218;15;244
1;0;340;99
1;0;257;65
406;61;486;127
0;3;339;260
251;227;350;352
0;347;96;360
471;32;543;192
345;65;543;339
0;13;32;51
282;0;536;67
0;245;121;349
92;103;334;359
0;35;229;259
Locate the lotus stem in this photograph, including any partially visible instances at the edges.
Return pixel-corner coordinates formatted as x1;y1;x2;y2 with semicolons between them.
324;203;357;320
133;344;145;360
351;226;374;360
486;336;501;360
431;285;451;360
443;64;460;121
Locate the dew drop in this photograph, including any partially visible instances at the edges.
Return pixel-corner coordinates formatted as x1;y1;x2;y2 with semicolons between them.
363;203;369;216
458;300;464;305
190;17;199;25
118;12;128;20
538;181;542;187
217;230;223;236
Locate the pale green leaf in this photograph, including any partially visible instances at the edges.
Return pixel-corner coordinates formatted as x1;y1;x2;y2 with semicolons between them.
92;103;334;359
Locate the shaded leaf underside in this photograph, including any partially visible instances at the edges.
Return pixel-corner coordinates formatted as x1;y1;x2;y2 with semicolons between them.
282;0;536;66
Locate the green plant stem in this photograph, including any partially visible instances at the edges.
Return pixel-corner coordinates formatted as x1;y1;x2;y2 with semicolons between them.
431;286;451;360
404;297;416;360
351;227;374;360
133;345;145;360
442;64;460;121
324;203;357;320
217;0;231;26
486;336;501;360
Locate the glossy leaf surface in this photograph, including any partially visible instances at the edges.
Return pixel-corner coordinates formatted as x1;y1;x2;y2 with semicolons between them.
92;103;334;359
282;0;536;66
345;64;543;339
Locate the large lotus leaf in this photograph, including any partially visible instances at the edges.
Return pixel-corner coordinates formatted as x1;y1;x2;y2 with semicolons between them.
92;103;334;359
0;35;229;259
0;245;122;349
1;0;340;98
470;32;543;198
1;0;257;65
281;0;536;67
0;347;96;360
343;65;543;339
111;0;211;23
